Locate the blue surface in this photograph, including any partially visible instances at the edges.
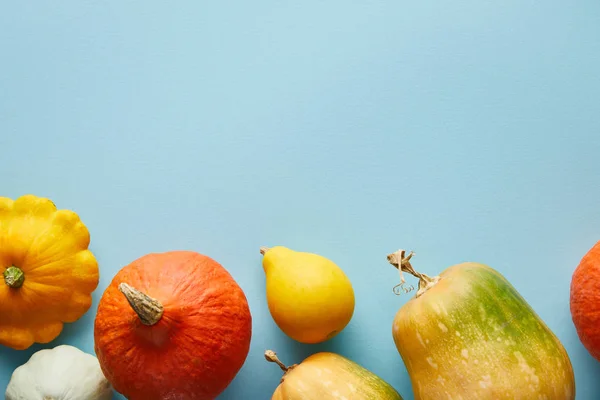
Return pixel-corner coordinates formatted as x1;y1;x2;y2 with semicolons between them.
1;1;600;399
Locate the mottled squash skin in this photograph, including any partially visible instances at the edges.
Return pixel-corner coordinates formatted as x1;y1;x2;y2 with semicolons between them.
393;262;574;400
570;240;600;361
269;352;402;400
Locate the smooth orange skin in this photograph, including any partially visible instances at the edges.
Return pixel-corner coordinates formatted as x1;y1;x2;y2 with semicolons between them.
571;240;600;361
0;195;99;350
94;251;252;400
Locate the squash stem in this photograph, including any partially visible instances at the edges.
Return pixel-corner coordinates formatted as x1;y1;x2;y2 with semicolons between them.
264;350;289;372
118;283;164;326
387;250;440;297
260;246;270;255
3;266;24;288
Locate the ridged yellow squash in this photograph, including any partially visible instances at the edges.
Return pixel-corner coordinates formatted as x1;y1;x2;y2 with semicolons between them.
387;249;575;400
261;246;354;343
0;195;99;350
265;350;403;400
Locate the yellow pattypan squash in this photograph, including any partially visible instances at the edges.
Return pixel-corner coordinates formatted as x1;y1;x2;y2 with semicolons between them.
0;194;99;350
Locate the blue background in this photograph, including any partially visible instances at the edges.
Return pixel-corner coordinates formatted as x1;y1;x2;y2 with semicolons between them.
1;1;600;399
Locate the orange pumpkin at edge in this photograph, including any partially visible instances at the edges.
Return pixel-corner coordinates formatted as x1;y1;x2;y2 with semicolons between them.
93;251;252;400
570;240;600;361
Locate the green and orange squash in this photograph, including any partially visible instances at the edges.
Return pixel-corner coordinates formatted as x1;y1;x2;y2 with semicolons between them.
265;350;403;399
387;249;575;400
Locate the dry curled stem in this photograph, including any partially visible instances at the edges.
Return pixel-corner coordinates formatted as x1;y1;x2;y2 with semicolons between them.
387;249;440;297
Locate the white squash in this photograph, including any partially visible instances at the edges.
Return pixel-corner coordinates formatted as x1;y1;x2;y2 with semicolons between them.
5;344;112;400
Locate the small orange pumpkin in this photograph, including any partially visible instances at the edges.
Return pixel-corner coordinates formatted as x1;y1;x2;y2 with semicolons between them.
94;251;252;400
570;240;600;361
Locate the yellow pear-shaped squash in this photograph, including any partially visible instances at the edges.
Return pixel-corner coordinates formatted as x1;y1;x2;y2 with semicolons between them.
265;350;403;400
0;195;99;350
261;246;355;343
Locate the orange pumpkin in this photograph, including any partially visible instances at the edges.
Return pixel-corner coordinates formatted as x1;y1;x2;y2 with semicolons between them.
94;251;252;400
570;240;600;361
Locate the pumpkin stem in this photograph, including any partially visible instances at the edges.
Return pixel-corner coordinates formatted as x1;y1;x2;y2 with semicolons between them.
260;246;270;255
387;250;440;297
264;350;290;372
119;283;164;326
3;266;24;288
